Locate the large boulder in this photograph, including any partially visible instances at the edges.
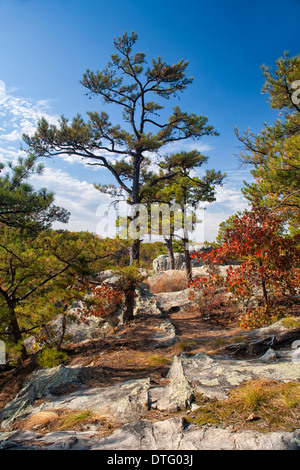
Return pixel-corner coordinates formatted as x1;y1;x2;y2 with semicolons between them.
133;282;164;317
152;244;240;273
154;289;191;313
153;253;185;273
152;245;214;273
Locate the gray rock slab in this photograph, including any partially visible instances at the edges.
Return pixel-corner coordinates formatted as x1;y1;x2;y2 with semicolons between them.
249;317;300;337
0;429;100;450
154;289;191;313
133;282;163;317
259;348;278;363
1;419;299;450
0;365;82;429
153;253;186;273
28;378;151;425
170;352;300;400
179;424;300;450
38;430;100;450
0;430;42;450
68;419;300;450
93;417;186;450
152;319;177;348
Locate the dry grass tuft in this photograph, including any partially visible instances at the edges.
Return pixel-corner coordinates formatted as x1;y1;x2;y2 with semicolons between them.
22;411;59;430
188;378;300;432
16;409;115;434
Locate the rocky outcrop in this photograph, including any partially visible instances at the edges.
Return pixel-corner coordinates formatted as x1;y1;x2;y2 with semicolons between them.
0;365;82;430
153;253;186;273
152;244;240;273
152;319;177;348
25;276;164;352
1;418;299;450
133;282;164;317
1;335;299;449
224;327;300;358
149;355;194;412
1;285;300;450
82;418;300;450
165;351;300;401
153;245;213;273
153;246;214;273
0;361;191;431
32;377;151;425
154;289;191;314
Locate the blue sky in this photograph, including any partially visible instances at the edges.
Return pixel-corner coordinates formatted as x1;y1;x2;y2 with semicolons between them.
0;0;299;241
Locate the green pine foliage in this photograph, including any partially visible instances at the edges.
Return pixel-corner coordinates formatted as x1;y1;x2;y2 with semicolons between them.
236;52;300;233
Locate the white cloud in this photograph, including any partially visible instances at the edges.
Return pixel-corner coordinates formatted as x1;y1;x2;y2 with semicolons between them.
161;140;214;155
215;185;249;211
0;80;6;103
29;166;116;234
197;179;251;241
0;83;59;145
1;129;22;142
31;164;249;241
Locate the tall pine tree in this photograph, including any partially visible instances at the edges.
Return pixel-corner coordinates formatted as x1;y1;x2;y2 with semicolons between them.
24;32;218;263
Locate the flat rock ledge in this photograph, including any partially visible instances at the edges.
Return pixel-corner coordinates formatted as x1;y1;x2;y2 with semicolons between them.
1;418;299;450
1;314;300;450
173;351;300;400
1;344;300;450
0;367;152;430
0;359;193;431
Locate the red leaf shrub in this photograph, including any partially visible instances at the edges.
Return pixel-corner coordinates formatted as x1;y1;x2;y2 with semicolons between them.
190;206;300;327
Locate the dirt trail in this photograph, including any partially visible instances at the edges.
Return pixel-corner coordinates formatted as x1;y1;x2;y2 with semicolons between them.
0;290;244;414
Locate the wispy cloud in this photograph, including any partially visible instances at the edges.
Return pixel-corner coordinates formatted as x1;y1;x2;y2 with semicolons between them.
0;89;59;144
162;140;214;155
29;166;115;234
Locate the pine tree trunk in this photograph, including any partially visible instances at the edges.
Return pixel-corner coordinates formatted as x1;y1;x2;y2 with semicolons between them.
183;234;192;282
57;312;67;350
129;158;141;266
164;236;175;270
122;284;135;323
8;301;29;361
129;238;140;266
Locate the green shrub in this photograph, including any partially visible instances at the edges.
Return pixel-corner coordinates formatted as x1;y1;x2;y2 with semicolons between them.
37;347;68;368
